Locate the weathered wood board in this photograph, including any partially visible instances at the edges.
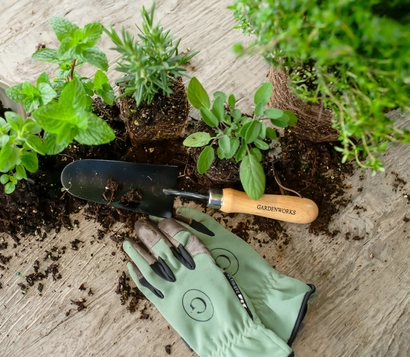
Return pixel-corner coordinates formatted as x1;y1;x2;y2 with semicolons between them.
1;1;410;356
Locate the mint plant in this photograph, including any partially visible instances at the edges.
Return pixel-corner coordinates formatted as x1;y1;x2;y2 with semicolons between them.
1;17;116;194
104;2;198;106
7;16;114;111
184;77;297;200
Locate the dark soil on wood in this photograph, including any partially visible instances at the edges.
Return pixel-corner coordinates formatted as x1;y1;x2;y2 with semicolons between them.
0;87;354;307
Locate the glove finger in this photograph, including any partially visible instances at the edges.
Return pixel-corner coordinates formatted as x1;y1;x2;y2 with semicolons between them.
176;207;224;236
127;261;164;299
158;218;210;270
123;238;175;283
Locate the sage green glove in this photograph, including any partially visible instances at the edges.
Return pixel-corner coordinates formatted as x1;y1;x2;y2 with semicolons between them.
123;218;294;357
175;207;315;345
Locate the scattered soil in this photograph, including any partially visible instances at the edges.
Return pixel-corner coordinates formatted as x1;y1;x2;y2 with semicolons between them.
0;87;354;313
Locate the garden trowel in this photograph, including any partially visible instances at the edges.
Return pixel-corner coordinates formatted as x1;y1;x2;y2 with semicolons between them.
61;159;318;224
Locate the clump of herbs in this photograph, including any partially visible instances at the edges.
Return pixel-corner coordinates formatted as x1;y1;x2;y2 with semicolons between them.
229;0;410;172
104;2;198;106
184;77;297;200
1;17;115;193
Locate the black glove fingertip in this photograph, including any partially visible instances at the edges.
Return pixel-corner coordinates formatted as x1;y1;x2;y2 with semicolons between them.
140;277;164;299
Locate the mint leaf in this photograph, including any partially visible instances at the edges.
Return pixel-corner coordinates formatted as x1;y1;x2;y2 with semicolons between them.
94;69;109;89
96;83;114;105
80;47;109;71
74;113;115;145
38;83;57;106
82;22;103;48
50;17;79;42
43;132;69;155
32;48;60;63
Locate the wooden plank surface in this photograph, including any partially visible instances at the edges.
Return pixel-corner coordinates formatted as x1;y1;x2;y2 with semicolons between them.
1;1;410;356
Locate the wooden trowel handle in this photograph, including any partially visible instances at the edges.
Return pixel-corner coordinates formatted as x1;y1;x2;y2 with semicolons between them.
220;188;319;224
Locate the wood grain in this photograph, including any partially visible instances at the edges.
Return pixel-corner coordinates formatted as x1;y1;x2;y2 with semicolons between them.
1;1;410;357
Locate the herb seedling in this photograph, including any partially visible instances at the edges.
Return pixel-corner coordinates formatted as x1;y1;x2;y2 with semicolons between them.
104;2;198;106
184;77;297;200
1;17;116;194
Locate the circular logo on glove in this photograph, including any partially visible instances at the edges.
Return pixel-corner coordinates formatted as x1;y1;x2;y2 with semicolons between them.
182;289;214;322
210;248;239;276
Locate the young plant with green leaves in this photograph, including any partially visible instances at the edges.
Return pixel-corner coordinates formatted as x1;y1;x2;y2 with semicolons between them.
184;77;297;200
1;17;116;193
7;16;114;111
104;2;198;106
229;0;410;173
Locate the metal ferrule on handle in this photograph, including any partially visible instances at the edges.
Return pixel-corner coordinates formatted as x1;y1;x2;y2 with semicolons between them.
207;188;223;209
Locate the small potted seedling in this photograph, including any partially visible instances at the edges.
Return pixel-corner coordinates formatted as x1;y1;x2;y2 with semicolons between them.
184;77;297;200
0;17;115;194
104;2;198;146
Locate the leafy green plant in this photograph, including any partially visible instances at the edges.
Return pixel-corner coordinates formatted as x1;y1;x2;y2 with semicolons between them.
104;2;198;106
1;17;116;193
7;16;114;110
229;0;410;172
184;77;297;200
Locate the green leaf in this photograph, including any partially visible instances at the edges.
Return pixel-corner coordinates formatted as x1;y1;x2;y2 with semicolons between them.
15;165;27;180
197;146;214;174
79;47;109;71
245;120;261;144
218;135;231;156
211;96;225;122
254;82;273;106
0;134;10;148
74;113;115;145
188;77;210;109
266;127;277;140
21;151;38;172
0;174;9;184
235;142;247;162
4;182;16;194
60;77;87;111
249;147;262;161
43;132;69;155
270;113;290;128
228;94;236;108
264;108;284;119
254;102;265;117
96;83;115;105
50;17;79;42
183;132;212;147
284;110;298;126
94;69;109;89
25;135;45;155
32;48;60;63
36;72;51;86
0;118;11;133
227;137;240;159
200;107;219;128
22;119;42;136
239;155;266;200
254;139;270;150
213;91;227;103
6;81;40;112
38;83;57;106
231;108;242;122
4;112;23;132
81;22;103;48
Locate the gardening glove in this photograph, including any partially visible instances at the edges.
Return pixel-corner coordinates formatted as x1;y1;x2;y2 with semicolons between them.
174;207;315;345
123;218;294;357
